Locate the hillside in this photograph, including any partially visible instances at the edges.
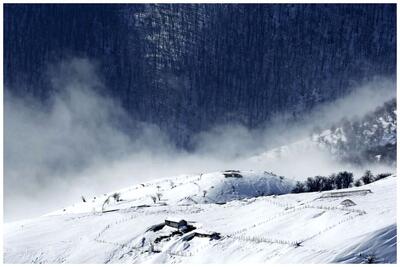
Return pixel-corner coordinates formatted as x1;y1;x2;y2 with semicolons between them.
4;4;397;264
4;172;396;263
4;4;396;145
316;98;396;165
250;98;396;167
47;170;294;215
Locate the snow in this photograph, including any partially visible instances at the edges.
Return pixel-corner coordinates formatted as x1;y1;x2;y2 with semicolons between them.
45;170;294;215
4;172;396;263
248;138;317;162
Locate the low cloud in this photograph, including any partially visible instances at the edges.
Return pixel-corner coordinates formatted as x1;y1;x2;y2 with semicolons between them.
4;58;396;221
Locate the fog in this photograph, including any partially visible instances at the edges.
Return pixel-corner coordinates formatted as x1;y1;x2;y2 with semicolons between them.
4;58;396;222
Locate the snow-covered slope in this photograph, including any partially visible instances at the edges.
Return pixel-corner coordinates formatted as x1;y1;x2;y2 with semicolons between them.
316;98;396;164
250;98;397;167
248;138;317;162
46;170;294;215
4;172;396;263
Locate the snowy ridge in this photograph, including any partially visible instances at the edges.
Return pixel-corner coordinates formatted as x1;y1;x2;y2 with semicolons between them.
250;98;397;166
316;98;396;164
47;170;294;215
4;173;396;263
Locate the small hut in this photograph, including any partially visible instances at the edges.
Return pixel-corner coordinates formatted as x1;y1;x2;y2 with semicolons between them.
165;218;188;229
223;170;243;178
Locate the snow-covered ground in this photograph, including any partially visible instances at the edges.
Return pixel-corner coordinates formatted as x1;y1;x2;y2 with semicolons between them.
4;171;396;263
47;170;294;215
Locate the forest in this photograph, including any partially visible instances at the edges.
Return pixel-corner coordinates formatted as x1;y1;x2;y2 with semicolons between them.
4;4;396;146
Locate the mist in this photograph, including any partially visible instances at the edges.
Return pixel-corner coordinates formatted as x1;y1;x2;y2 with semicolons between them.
4;58;396;222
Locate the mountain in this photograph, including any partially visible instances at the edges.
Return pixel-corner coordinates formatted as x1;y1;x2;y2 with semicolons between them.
4;4;396;146
315;98;396;165
4;172;396;263
251;98;396;167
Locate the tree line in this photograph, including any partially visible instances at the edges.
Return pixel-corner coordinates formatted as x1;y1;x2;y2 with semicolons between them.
292;170;392;193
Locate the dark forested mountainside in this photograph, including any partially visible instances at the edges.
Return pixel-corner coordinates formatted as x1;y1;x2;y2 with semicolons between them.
4;4;396;146
315;98;397;165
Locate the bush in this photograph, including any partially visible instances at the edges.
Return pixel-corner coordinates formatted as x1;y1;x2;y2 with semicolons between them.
354;179;362;187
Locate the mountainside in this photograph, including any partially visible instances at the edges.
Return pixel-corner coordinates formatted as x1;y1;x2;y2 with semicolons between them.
3;4;397;263
315;98;396;165
4;4;396;145
4;172;396;263
251;98;396;167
